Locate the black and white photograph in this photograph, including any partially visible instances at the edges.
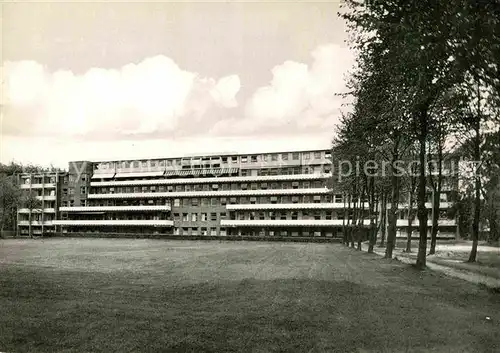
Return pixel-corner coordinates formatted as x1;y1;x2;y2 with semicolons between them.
1;1;499;352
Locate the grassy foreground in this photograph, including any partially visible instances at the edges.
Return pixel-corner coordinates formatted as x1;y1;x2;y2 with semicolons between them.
1;238;499;353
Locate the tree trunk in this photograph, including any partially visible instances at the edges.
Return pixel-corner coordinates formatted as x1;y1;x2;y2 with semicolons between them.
468;117;481;262
379;191;387;247
429;139;443;255
351;184;357;248
386;152;400;259
357;184;366;251
368;177;377;253
416;105;429;269
406;186;415;253
342;192;348;245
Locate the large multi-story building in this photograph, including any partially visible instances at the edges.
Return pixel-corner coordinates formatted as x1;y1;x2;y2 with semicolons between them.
15;148;458;239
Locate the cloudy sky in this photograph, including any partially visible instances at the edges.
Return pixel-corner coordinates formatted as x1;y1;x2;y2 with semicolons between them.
1;0;354;168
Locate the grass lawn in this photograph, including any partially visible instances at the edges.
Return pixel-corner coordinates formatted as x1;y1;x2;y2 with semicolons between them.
1;238;500;353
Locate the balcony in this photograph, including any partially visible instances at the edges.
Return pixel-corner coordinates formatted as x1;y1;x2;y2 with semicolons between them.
36;195;56;201
226;203;345;210
18;221;54;226
396;202;451;209
18;208;56;213
88;188;331;199
52;220;174;226
60;205;171;212
396;219;456;227
20;183;56;189
90;173;332;187
221;219;371;227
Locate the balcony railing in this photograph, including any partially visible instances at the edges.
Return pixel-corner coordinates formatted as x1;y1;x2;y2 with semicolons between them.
88;188;331;199
226;203;346;210
52;220;174;226
18;221;54;226
396;219;456;227
90;173;332;187
20;183;56;189
221;219;372;227
36;195;56;201
18;208;56;213
59;205;171;212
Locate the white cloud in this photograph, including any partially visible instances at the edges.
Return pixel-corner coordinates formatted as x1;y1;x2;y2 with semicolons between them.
2;56;240;138
211;43;353;134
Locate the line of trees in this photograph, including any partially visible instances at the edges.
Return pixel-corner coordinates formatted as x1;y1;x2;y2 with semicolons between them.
333;0;500;268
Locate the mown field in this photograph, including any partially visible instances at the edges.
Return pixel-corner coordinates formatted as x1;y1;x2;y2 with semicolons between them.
1;238;499;353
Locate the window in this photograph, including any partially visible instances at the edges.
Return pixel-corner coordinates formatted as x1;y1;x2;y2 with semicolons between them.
133;161;139;168
282;153;289;161
174;213;180;221
271;154;278;161
182;227;189;235
261;154;268;162
241;156;248;163
292;152;300;160
80;186;86;194
69;188;75;195
211;198;218;206
314;152;321;159
174;199;180;207
241;183;248;190
63;188;68;196
221;198;227;205
303;153;310;160
81;175;86;182
192;198;199;206
182;213;189;221
210;213;217;221
220;212;227;220
210;228;217;236
201;213;207;221
201;198;209;206
192;213;198;222
191;228;198;236
251;156;257;163
141;161;148;168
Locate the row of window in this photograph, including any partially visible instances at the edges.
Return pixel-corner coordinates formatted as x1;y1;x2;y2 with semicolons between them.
172;195;333;207
228;229;336;237
96;151;331;170
173;212;226;222
93;180;327;194
87;200;170;207
63;187;87;196
22;176;57;184
232;210;340;221
173;228;227;236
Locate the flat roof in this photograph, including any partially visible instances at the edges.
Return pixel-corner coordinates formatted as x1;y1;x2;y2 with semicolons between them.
76;147;332;164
